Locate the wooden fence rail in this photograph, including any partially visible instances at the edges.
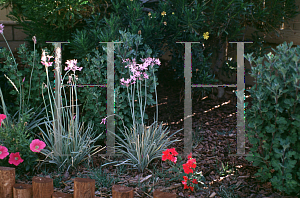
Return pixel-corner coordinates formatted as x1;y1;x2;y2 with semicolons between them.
0;167;177;198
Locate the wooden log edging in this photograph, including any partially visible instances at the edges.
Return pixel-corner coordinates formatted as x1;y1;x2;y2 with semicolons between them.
0;166;15;198
13;184;32;198
0;166;178;198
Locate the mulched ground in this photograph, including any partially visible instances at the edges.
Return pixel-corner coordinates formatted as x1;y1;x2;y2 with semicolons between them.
11;60;299;198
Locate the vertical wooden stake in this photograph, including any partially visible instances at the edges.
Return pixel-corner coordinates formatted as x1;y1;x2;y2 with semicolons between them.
13;184;32;198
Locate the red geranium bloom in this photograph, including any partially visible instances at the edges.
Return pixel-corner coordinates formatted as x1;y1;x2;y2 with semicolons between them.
186;158;196;168
183;163;194;174
162;148;178;163
190;186;194;191
182;183;189;189
192;179;198;184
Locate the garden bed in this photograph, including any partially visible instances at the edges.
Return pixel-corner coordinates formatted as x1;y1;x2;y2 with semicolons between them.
8;66;297;198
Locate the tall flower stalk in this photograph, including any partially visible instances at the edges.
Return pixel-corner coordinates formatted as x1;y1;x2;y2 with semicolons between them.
0;24;17;67
120;57;160;130
38;51;102;172
101;57;183;173
27;36;37;105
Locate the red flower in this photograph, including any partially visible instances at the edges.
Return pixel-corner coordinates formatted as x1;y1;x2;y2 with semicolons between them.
182;181;189;189
8;152;24;166
189;186;194;191
186;158;196;168
192;179;198;184
162;148;178;163
183;176;189;181
183;163;194;174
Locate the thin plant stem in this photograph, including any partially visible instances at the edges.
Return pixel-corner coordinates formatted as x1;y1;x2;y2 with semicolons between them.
137;79;144;127
28;43;36;105
1;33;17;67
152;68;158;123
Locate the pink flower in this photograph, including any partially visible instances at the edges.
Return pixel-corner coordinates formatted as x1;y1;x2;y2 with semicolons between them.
41;50;54;68
32;36;37;44
0;114;6;127
0;24;4;34
143;73;149;79
8;152;24;166
0;145;9;159
67;75;72;84
100;118;106;124
65;59;82;72
30;139;46;152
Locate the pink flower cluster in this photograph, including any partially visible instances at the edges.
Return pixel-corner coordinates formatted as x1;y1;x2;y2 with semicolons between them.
64;59;83;72
0;23;4;34
41;49;54;68
40;51;82;73
120;57;160;87
0;114;46;166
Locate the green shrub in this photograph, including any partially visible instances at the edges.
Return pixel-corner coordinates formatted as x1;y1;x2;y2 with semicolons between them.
244;41;300;196
0;87;46;175
0;44;52;120
0;0;101;54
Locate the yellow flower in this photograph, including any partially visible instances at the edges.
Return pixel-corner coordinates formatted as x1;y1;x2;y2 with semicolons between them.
148;12;151;16
164;21;167;25
161;11;166;16
172;12;174;15
203;32;209;40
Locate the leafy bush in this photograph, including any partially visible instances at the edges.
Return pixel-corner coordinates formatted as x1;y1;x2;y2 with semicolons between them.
0;0;104;55
244;41;300;195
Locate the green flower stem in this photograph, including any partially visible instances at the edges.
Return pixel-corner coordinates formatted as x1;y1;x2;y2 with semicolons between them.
28;43;36;105
1;33;17;67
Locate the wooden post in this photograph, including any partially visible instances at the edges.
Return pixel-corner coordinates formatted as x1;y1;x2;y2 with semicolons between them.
153;189;176;198
13;184;32;198
73;178;95;198
52;192;73;198
0;166;15;198
32;176;53;198
112;185;134;198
